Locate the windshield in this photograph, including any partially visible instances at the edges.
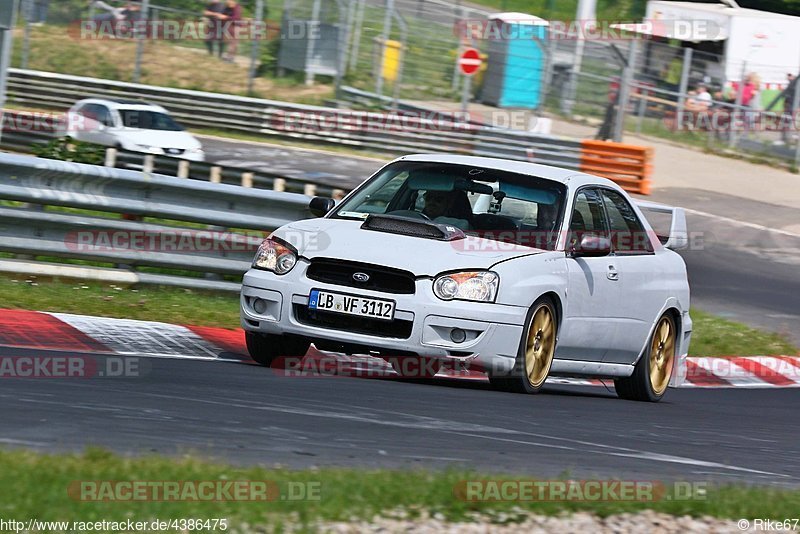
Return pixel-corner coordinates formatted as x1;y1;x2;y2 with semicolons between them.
333;161;567;250
118;109;184;131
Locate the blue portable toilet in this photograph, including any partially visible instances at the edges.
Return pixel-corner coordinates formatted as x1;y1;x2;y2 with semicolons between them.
481;13;549;109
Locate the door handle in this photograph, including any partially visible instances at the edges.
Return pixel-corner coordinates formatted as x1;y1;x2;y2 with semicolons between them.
607;266;619;281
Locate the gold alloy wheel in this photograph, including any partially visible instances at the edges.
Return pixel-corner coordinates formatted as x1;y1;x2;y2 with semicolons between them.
524;304;556;388
649;316;676;395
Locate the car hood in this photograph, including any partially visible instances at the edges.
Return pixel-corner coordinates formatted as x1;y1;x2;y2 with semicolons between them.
114;129;201;149
274;217;545;276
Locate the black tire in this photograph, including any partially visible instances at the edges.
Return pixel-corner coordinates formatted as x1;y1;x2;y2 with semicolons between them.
488;296;558;394
614;313;677;402
245;331;309;367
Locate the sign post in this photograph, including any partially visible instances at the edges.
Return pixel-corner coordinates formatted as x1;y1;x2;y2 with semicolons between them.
458;47;481;115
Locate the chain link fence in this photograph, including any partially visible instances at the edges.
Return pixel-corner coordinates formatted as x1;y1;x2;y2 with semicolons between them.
8;1;800;164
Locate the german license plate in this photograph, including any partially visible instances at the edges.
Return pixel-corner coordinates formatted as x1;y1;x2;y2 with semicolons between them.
308;289;395;321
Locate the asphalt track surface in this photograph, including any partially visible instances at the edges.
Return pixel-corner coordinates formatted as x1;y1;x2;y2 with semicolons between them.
1;345;799;486
202;136;800;344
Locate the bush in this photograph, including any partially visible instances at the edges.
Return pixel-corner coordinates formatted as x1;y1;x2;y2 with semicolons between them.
31;138;106;165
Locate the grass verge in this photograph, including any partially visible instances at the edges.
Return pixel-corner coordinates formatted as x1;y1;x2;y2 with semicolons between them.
1;447;799;528
0;275;796;357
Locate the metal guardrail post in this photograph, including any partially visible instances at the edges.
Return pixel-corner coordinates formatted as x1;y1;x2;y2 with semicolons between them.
247;0;265;95
210;166;222;183
676;47;693;131
133;0;151;83
241;172;254;187
612;39;638;143
273;178;286;191
303;183;316;196
729;61;747;149
304;0;322;86
375;0;394;97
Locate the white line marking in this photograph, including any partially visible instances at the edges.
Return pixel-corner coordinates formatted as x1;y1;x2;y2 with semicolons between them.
684;208;800;238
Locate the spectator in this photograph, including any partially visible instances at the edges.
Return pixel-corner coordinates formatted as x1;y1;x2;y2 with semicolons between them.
220;0;243;63
204;0;226;58
687;84;712;111
90;1;126;23
743;73;761;135
30;0;50;25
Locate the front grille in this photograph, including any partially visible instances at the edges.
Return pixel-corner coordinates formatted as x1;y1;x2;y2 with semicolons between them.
294;304;413;339
306;258;416;294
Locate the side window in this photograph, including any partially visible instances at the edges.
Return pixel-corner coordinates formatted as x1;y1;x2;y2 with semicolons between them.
600;189;654;253
569;188;607;247
94;105;115;127
78;104;98;120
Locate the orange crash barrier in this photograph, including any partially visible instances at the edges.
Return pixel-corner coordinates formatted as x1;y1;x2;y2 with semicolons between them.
579;140;653;195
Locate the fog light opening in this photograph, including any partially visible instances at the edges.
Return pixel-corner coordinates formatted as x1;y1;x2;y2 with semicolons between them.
450;328;467;344
253;298;268;314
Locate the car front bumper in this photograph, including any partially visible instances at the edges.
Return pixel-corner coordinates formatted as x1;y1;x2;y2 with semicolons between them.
240;260;528;374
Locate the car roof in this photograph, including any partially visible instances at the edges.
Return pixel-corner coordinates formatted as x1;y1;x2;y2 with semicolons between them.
74;98;168;112
395;153;622;191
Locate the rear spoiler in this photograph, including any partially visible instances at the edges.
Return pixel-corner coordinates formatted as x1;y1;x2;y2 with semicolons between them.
634;200;689;251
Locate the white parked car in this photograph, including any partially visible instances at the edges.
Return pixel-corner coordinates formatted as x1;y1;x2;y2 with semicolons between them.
63;99;205;161
241;155;692;402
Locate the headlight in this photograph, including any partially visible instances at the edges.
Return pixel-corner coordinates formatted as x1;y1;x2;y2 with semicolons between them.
433;271;498;302
252;237;297;275
189;147;204;153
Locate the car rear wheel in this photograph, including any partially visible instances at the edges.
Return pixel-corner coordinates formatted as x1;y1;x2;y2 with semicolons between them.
614;313;676;402
489;297;557;394
245;332;309;367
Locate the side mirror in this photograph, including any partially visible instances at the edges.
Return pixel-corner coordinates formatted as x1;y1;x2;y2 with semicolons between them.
570;234;612;258
309;196;335;218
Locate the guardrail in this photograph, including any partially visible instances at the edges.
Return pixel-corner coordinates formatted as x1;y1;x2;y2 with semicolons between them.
4;69;654;195
0;110;347;197
0;152;312;292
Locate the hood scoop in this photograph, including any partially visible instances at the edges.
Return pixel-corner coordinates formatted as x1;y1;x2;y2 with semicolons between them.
361;214;466;241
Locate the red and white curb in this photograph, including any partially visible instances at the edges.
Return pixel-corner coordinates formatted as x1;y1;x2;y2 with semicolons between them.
0;309;798;388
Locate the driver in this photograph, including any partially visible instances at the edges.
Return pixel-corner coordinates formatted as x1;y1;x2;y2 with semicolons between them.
422;190;472;231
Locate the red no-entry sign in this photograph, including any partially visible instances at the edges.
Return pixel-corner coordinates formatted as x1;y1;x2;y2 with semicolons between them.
458;48;482;76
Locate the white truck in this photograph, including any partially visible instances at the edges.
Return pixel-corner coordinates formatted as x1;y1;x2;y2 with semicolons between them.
629;1;800;102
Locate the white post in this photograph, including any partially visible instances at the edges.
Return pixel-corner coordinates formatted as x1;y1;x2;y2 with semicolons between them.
210;166;222;183
303;183;317;196
273;178;286;191
142;154;155;173
241;172;254;188
177;159;190;178
104;147;117;167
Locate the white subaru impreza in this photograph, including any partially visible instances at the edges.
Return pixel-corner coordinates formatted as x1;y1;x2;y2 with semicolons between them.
241;155;692;401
